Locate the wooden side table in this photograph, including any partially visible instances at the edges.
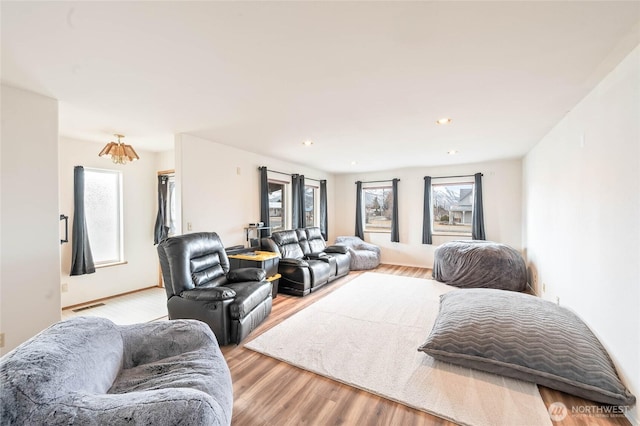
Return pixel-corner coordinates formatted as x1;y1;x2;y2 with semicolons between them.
228;251;280;298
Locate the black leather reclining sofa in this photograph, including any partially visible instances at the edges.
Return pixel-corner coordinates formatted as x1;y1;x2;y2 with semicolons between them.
262;227;351;296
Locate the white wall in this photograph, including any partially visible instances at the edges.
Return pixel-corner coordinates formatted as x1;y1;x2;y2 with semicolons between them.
156;149;175;172
523;45;639;421
176;134;335;246
1;85;61;354
59;137;161;307
333;159;523;268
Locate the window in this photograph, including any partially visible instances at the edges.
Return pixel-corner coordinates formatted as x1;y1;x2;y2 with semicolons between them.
268;181;286;232
166;175;177;236
362;186;393;232
84;168;124;265
304;185;317;226
432;182;474;235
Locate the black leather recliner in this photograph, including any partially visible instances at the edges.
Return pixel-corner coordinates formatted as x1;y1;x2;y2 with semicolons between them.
157;232;272;345
262;227;350;296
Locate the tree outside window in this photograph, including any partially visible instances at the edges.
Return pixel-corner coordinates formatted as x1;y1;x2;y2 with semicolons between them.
304;185;316;227
362;186;393;232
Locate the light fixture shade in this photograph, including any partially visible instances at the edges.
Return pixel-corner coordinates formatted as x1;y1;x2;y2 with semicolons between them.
99;134;139;164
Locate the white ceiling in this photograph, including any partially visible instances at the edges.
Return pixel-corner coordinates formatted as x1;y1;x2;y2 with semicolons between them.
2;2;639;173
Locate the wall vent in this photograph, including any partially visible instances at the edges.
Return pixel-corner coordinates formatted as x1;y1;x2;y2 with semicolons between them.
72;303;105;312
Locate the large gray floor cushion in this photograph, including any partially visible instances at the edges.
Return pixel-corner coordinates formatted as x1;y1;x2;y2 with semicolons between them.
0;317;233;425
418;289;636;406
432;240;527;291
334;236;381;270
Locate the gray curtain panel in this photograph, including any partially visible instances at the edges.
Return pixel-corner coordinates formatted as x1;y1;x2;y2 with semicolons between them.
291;174;306;229
70;166;96;276
355;181;364;239
259;166;271;238
320;180;328;240
422;176;433;244
153;175;169;244
391;178;400;242
472;172;486;240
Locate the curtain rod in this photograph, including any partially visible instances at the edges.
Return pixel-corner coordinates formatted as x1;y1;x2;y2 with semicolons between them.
355;179;400;184
259;167;323;182
430;174;482;180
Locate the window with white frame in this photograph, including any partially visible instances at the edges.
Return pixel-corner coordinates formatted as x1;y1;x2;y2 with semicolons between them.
304;184;318;227
268;180;287;231
166;175;177;236
84;168;124;265
432;182;474;235
362;185;393;232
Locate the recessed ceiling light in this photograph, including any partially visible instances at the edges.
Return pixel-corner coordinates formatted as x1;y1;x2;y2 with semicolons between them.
436;118;452;125
351;161;358;165
447;150;458;155
302;140;314;146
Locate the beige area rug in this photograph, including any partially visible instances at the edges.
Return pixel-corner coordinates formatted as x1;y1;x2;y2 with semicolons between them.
245;272;552;426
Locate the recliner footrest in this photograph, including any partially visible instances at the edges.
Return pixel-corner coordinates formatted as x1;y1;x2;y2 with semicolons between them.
227;280;272;320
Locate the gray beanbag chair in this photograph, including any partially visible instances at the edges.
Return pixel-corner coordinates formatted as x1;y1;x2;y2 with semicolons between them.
433;240;527;291
0;317;233;425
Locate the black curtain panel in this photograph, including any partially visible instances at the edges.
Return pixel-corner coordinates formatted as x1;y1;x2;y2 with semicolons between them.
298;175;306;228
259;166;271;238
154;175;169;244
70;166;96;276
291;174;300;229
422;176;433;244
472;172;486;240
391;178;400;242
320;180;328;240
355;181;364;239
291;174;306;229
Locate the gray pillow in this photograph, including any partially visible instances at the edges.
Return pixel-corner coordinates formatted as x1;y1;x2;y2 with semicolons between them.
418;289;636;406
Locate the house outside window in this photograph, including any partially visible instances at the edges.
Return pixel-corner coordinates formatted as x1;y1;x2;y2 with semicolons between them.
84;168;124;265
362;185;393;232
268;181;286;231
432;182;474;235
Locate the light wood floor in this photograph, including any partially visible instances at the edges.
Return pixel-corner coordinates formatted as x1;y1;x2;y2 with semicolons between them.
61;286;167;324
70;265;632;426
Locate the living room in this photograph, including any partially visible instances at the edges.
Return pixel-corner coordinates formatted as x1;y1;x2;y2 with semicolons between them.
1;2;638;425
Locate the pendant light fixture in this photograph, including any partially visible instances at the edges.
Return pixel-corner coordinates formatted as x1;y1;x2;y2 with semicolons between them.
98;134;139;165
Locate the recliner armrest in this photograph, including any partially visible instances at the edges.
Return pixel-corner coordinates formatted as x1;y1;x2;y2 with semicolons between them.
280;258;309;267
305;252;331;263
227;267;266;282
180;286;236;301
305;252;329;259
324;244;349;254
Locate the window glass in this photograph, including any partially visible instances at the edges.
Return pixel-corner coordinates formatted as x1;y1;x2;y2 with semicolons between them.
166;176;177;236
268;181;286;231
363;186;393;232
84;168;124;264
305;185;316;226
432;182;474;235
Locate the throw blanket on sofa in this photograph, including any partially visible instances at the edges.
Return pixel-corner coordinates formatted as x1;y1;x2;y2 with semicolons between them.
432;240;527;291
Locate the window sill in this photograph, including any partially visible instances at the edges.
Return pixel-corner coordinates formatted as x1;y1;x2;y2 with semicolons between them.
95;261;128;269
432;233;472;238
364;229;391;234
